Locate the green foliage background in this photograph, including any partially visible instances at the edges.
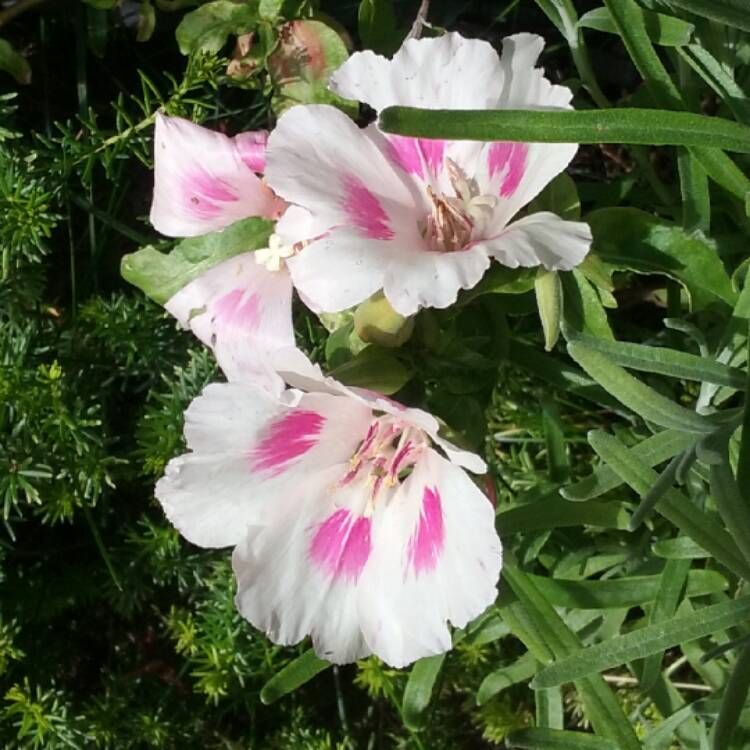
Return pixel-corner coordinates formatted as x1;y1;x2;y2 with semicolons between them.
1;0;750;748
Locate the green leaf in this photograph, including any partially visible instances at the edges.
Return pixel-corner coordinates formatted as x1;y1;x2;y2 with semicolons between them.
528;173;581;220
136;1;157;43
0;39;31;85
587;430;750;580
709;458;750;570
526;569;726;610
568;341;714;434
542;399;569;483
121;218;274;305
328;347;412;395
566;334;746;388
661;0;750;32
533;594;750;688
269;20;354;115
561;271;614;341
562;429;696;501
402;654;445;731
477;652;536;705
507;727;621;750
175;0;259;55
260;649;330;704
459;266;536;304
358;0;400;55
497;497;630;535
713;642;750;750
378;107;750;153
578;6;694;46
587;207;736;310
535;270;563;351
652;537;709;559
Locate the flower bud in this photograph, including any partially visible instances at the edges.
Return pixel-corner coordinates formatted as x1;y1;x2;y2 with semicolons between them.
354;292;414;348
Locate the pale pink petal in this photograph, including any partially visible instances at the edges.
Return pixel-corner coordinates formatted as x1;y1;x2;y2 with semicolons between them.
150;114;284;237
233;469;376;663
329;32;505;111
381;243;491;317
479;212;592;271
234;130;269;172
155;383;371;548
265;105;418;239
358;449;502;667
164;252;294;387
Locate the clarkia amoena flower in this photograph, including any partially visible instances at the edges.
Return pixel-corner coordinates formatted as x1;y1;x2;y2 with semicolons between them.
155;352;502;666
149;114;299;386
265;32;593;317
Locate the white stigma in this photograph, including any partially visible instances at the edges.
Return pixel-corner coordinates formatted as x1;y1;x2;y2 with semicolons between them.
255;233;295;272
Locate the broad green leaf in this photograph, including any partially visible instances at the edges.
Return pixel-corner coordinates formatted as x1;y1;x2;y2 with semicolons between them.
713;643;750;750
562;429;696;501
175;0;258;55
137;1;157;43
507;727;620;750
678;45;750;125
358;0;400;55
587;208;736;310
639;558;692;691
535;270;562;351
526;569;726;610
662;0;750;32
121;218;274;305
533;594;750;688
587;430;750;580
459;266;536;303
568;341;714;434
536;683;563;729
567;334;746;388
328;346;412;395
477;652;536;705
578;6;694;46
260;649;330;704
269;21;354;115
378;107;750;153
402;654;445;731
652;537;709;559
561;271;614;341
528;173;581;220
0;39;31;85
497;497;630;535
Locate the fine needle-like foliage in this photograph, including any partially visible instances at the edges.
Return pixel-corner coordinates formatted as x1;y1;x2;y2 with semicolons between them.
2;1;750;748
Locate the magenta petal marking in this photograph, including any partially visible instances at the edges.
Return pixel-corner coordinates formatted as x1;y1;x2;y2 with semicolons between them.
387;135;424;178
310;509;372;581
251;410;325;475
407;486;445;576
488;142;528;197
418;138;446;176
235;131;269;173
213;289;261;329
184;169;240;218
341;174;394;240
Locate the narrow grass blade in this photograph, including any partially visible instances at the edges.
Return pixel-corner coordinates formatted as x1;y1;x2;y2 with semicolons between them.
402;653;445;731
713;642;750;749
507;727;621;750
477;652;536;705
260;649;330;704
709;458;750;569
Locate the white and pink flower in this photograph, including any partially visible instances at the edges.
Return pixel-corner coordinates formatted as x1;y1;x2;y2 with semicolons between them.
149;114;296;385
265;32;592;316
155;353;502;666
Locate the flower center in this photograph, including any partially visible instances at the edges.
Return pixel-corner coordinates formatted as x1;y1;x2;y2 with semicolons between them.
422;159;497;252
338;416;428;513
254;233;296;272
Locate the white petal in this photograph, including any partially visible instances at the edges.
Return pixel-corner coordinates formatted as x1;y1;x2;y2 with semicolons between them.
358;449;502;667
155;383;371;548
233;470;376;663
274;205;328;246
164;252;294;388
330;32;504;111
265;105;417;239
432;435;487;474
150;114;284;237
480;212;592;271
381;243;491;316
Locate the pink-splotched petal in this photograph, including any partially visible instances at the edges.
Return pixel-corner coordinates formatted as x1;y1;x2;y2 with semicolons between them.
156;383;371;548
330;33;505;111
357;449;502;667
381;242;491;317
480;212;592;271
265;105;418;240
234;130;269;172
233;469;376;663
150;114;284;237
386;135;447;179
274;205;328;247
164;251;294;388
